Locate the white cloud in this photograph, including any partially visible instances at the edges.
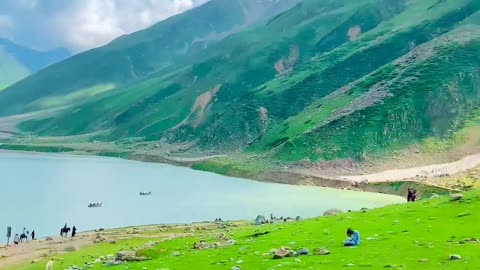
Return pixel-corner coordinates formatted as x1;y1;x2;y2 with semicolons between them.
53;0;209;52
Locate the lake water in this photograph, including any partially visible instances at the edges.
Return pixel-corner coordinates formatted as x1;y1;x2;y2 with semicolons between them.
0;152;404;242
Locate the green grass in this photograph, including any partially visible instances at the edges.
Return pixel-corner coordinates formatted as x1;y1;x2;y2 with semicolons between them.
26;83;116;111
0;144;76;153
12;190;480;270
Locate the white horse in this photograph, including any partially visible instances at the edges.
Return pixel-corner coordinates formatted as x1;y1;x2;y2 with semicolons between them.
45;260;54;270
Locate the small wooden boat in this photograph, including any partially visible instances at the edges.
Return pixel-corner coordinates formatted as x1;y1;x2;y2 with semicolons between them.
140;192;152;196
88;203;103;208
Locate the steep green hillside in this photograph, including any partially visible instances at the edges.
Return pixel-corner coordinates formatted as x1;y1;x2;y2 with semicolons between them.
0;39;70;89
0;0;300;114
4;0;480;169
9;190;480;270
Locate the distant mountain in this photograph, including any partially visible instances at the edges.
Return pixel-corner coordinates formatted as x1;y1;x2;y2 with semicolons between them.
0;38;70;89
2;0;480;170
0;0;300;112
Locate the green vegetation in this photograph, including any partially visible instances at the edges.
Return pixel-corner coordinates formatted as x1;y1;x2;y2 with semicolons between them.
0;144;75;153
10;190;480;270
0;0;479;172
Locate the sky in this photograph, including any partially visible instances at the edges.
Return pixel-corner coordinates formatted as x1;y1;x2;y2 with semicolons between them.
0;0;209;53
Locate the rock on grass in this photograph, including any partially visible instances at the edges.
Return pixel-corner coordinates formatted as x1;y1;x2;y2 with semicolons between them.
449;254;462;260
450;194;463;201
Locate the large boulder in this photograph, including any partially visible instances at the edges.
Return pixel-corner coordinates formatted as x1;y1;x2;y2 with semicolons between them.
273;247;296;259
323;209;343;216
255;215;267;224
115;250;146;262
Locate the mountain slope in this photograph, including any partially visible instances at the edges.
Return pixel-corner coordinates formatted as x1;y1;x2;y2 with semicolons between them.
4;0;480;172
0;47;29;90
0;38;70;89
0;0;300;114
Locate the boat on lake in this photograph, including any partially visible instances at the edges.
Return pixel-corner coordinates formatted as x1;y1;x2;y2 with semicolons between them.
140;192;152;196
88;202;102;208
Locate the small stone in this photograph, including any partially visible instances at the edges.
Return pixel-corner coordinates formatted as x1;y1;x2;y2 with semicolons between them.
171;251;181;257
449;254;461;260
316;248;330;255
294;258;301;262
450;194;463;201
236;260;243;264
297;248;309;256
418;258;428;263
343;263;355;267
231;266;241;270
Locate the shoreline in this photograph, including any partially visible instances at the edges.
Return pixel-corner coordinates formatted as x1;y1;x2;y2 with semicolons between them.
0;148;455;197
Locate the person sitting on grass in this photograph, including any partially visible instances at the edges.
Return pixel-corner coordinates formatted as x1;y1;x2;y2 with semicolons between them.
344;228;360;246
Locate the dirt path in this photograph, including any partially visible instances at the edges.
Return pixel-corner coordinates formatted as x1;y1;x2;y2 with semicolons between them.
0;233;98;268
337;153;480;183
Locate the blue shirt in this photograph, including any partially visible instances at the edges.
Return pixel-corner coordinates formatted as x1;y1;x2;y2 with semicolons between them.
351;230;360;245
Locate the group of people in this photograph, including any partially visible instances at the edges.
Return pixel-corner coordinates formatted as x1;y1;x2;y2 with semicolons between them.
214;218;223;222
88;202;102;208
407;188;417;202
13;228;35;245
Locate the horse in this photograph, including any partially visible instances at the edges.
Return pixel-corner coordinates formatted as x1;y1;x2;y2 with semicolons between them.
20;233;28;242
60;227;71;237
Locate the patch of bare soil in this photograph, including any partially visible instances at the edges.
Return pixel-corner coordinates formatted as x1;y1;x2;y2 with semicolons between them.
172;85;222;129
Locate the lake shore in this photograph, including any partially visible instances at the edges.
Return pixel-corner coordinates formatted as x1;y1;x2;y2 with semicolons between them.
0;146;457;197
2;189;480;270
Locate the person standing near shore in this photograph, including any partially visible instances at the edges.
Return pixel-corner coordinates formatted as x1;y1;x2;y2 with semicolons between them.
72;226;77;237
31;230;35;240
14;234;19;245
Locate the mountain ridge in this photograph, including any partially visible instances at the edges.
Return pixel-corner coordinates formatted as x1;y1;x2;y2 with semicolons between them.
1;0;479;178
0;38;70;89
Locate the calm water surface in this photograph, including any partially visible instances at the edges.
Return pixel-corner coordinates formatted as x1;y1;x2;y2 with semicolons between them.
0;152;404;241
